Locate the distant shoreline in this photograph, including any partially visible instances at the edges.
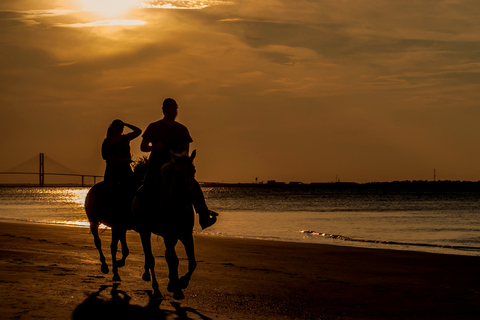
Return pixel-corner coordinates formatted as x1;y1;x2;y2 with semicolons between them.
200;180;480;191
2;180;480;190
0;184;97;187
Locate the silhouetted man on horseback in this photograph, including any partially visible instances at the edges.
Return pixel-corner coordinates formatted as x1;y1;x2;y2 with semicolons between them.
139;98;218;229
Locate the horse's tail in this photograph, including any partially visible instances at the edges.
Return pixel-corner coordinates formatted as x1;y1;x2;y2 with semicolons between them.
85;182;105;226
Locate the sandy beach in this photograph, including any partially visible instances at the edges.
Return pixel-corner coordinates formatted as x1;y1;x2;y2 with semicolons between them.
0;221;479;320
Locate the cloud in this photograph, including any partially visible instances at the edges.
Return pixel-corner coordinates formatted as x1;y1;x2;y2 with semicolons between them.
53;61;77;67
12;9;77;18
2;0;480;182
102;86;135;91
56;19;147;27
211;0;480;100
0;9;77;25
138;0;233;9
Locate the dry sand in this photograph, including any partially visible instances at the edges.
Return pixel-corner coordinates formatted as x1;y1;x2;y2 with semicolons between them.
0;221;479;319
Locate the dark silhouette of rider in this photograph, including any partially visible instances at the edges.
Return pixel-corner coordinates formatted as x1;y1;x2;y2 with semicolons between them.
140;98;217;229
102;119;142;186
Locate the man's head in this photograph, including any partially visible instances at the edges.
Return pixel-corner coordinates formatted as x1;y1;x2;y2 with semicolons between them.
162;98;178;121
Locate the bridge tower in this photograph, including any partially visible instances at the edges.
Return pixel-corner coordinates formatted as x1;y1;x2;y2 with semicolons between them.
39;153;45;186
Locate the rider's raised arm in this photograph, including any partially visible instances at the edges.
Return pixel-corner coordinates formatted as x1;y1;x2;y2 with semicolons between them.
123;123;142;141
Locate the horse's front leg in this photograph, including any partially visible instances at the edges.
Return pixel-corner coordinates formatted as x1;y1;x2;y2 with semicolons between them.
164;236;185;300
178;233;197;290
111;228;122;282
90;224;109;274
140;231;161;297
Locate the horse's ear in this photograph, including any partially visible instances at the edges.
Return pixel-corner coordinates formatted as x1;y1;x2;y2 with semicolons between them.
190;149;196;161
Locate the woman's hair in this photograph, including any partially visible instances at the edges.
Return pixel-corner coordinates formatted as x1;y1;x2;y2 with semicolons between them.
106;119;124;137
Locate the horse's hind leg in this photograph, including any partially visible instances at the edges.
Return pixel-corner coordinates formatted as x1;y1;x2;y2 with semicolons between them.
140;231;161;297
140;232;153;281
178;233;197;290
91;224;109;274
116;229;129;268
111;228;122;282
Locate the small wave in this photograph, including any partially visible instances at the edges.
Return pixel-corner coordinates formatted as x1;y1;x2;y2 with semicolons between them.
299;230;480;252
0;217;91;228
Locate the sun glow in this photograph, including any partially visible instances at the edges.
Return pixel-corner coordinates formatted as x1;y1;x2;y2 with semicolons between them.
79;0;141;17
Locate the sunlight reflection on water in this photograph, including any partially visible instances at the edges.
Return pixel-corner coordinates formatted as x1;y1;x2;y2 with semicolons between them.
48;188;89;206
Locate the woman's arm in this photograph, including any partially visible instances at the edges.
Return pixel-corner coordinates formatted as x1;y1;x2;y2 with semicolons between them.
123;123;142;141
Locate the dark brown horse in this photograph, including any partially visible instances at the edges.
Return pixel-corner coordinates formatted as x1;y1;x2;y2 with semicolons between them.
133;150;198;300
84;158;147;282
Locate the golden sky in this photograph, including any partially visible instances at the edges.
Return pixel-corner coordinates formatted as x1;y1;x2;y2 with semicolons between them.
1;0;480;183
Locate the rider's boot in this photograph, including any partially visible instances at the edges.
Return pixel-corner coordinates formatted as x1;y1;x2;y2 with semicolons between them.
199;210;218;229
192;181;218;229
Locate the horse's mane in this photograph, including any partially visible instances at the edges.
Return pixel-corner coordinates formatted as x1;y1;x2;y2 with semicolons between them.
160;152;194;176
132;156;149;181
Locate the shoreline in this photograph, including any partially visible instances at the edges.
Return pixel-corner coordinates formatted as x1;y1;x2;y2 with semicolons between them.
2;218;480;258
1;221;480;319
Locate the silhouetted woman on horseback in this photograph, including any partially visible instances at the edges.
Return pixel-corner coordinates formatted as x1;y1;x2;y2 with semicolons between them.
102;119;142;186
85;119;142;282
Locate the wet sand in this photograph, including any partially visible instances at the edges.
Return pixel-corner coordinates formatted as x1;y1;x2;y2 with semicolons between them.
0;221;479;319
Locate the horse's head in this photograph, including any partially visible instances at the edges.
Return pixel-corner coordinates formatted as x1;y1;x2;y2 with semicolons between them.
162;150;197;198
172;149;196;179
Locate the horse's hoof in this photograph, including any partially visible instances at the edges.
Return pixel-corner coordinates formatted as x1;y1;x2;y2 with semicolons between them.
178;276;190;289
101;263;109;274
173;289;185;300
142;272;151;282
113;274;121;282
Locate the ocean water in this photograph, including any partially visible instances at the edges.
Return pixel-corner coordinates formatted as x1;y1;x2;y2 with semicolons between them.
0;185;479;256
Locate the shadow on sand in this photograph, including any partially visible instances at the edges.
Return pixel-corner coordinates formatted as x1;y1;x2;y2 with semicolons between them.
72;284;212;320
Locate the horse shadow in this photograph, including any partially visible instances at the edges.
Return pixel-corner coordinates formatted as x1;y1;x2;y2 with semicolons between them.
72;284;212;320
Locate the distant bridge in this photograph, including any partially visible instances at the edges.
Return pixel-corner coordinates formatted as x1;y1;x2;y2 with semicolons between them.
0;153;102;186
